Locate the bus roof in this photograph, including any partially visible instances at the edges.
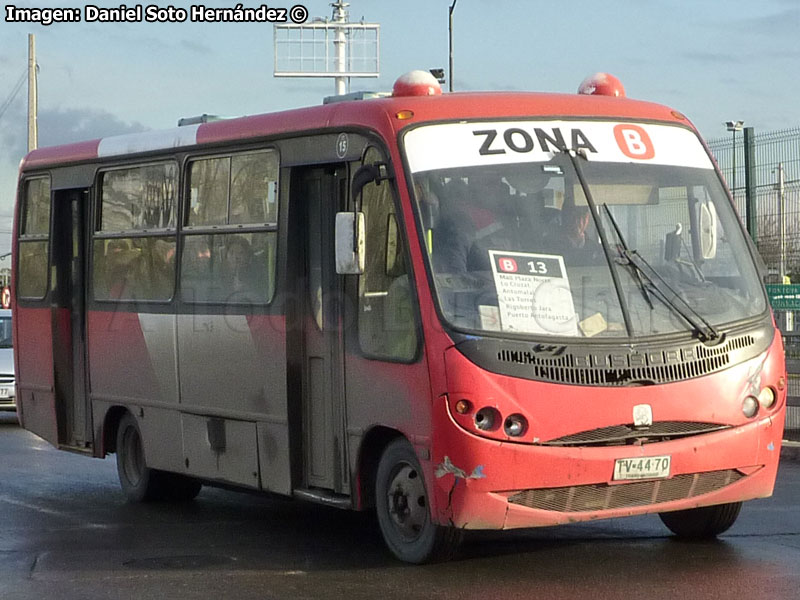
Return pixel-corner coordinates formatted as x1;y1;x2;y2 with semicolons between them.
20;80;690;171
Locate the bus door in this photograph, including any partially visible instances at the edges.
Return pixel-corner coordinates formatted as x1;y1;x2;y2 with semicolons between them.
290;165;349;495
50;188;90;448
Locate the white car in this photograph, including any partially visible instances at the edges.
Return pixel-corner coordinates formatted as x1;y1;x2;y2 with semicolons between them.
0;309;14;412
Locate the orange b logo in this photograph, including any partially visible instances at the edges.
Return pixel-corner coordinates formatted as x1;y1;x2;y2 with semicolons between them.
614;124;655;160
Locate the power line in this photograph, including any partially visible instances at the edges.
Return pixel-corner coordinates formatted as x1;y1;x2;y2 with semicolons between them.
0;69;27;123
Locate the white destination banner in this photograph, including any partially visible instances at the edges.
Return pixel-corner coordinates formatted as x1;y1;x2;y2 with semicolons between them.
488;250;578;336
404;120;713;173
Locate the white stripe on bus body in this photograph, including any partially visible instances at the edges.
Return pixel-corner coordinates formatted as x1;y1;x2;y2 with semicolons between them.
97;124;200;158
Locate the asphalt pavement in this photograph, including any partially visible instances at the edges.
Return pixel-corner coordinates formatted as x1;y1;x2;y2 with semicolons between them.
2;410;800;600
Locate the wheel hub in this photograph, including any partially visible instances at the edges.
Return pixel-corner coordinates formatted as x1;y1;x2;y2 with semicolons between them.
386;463;427;540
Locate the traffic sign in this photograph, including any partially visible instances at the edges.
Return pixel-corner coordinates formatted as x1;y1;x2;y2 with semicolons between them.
766;284;800;310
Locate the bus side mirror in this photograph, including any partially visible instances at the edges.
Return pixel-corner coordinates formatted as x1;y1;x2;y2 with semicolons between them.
335;212;365;274
698;201;717;260
351;162;390;201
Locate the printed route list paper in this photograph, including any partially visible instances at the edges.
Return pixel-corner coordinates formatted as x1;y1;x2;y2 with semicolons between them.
488;250;578;336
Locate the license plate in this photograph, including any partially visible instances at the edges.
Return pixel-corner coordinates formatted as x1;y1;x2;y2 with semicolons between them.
613;455;671;481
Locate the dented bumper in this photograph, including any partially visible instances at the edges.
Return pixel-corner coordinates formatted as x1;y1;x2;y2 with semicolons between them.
428;340;786;530
431;413;782;529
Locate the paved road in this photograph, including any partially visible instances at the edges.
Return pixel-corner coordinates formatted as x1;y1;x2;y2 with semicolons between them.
1;411;799;600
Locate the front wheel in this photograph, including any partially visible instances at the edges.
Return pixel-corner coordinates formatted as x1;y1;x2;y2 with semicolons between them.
659;502;742;539
375;438;463;563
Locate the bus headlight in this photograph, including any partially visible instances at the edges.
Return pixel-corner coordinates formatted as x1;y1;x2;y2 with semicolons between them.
504;414;528;437
742;396;759;418
475;407;500;431
758;387;776;409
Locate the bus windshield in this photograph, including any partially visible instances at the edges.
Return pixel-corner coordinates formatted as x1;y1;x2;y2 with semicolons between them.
405;120;766;339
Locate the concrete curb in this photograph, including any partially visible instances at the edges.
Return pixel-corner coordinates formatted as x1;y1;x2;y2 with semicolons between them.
781;441;800;462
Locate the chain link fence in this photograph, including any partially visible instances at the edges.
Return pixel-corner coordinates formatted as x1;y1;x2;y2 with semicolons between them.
708;128;800;441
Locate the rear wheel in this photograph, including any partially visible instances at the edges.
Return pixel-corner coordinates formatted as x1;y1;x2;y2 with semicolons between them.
116;413;161;502
659;502;742;539
161;474;202;502
115;413;202;502
375;438;463;563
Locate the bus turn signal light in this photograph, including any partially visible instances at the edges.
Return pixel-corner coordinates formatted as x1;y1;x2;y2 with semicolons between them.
455;399;471;415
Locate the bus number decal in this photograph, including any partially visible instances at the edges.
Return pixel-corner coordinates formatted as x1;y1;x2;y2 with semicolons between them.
526;260;548;275
613;124;655;160
492;253;562;279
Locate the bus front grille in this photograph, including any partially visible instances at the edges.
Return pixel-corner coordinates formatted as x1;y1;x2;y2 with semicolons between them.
507;469;744;512
541;421;730;446
492;333;758;386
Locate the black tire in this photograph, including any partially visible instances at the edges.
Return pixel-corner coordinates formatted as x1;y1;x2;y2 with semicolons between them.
375;438;463;564
160;473;203;502
659;501;743;539
116;413;163;502
116;413;203;503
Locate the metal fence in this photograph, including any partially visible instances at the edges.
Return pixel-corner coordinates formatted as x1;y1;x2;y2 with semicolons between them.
708;127;800;441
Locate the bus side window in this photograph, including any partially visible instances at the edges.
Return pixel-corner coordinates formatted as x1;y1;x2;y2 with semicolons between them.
92;162;178;303
181;150;278;306
357;153;418;361
181;232;275;304
17;176;51;299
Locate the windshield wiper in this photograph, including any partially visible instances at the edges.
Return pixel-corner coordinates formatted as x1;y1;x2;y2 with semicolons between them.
562;147;719;342
601;203;719;342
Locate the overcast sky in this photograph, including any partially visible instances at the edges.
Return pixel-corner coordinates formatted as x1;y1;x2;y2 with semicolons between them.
1;0;798;257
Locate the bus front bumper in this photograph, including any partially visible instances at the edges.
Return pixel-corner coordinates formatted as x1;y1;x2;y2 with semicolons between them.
429;409;783;530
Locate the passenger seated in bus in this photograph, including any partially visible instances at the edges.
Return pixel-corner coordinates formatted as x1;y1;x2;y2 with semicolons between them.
221;235;266;301
103;239;139;300
148;239;176;299
181;237;212;301
434;174;539;273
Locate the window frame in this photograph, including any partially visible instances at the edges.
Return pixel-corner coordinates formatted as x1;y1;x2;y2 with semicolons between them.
179;147;281;306
16;175;52;301
95;160;179;236
184;148;280;231
92;161;180;304
354;145;423;363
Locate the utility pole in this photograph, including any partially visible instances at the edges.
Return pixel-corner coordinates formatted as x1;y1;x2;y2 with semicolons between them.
27;33;38;152
448;0;457;92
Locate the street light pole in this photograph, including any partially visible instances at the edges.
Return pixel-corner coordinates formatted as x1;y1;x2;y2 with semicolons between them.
725;120;744;200
448;0;457;92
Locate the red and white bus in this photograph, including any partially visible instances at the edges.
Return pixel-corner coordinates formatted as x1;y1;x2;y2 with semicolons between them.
13;71;786;563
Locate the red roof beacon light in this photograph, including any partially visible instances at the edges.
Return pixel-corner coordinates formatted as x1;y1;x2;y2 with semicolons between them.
392;70;443;97
577;72;626;98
